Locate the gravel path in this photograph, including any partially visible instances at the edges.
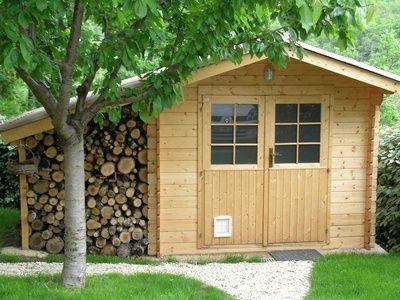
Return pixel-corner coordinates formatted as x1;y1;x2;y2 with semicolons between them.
0;261;313;300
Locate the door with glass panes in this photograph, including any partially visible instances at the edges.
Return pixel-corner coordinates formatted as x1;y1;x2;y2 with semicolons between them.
201;95;329;247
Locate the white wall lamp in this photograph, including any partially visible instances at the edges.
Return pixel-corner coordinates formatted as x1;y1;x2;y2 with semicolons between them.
264;65;274;81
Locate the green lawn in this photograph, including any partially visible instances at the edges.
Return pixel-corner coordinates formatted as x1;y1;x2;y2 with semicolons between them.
307;253;400;299
0;273;231;300
0;208;19;248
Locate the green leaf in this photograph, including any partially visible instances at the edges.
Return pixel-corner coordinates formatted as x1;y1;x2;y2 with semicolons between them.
18;12;30;29
313;1;323;24
19;39;31;65
36;0;48;11
144;0;158;14
134;0;147;18
139;110;149;123
299;4;313;32
108;108;122;124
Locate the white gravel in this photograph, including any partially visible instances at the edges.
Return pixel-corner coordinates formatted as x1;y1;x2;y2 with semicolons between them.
0;261;313;300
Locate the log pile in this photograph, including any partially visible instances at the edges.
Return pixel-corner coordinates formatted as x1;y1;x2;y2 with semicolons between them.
23;106;149;256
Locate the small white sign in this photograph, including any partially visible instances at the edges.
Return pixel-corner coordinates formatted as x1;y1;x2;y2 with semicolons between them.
214;216;232;237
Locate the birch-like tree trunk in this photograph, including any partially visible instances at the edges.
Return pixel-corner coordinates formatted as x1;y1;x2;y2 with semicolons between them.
61;134;87;287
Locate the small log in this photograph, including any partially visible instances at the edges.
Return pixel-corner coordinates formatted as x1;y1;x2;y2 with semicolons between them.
132;227;144;241
87;219;101;230
132;198;142;208
100;162;116;177
29;232;46;250
46;213;55;224
101;228;110;239
38;194;49;204
138;136;146;146
137;149;147;164
31;219;44;231
100;244;116;256
124;147;133;156
117;243;131;258
87;197;97;209
112;145;123;156
44;204;53;213
117;157;135;174
51;171;64;183
55;211;64;221
111;236;121;247
28;211;37;223
137;182;148;194
95;237;107;249
55;154;64;162
130;128;141;139
33;180;49;194
115;194;127;204
87;184;100;196
27;198;36;205
101;206;114;220
34;132;44;141
57;190;65;200
119;231;131;244
25;136;39;149
41;229;53;240
43;135;55;146
126;120;136;128
48;188;58;197
109;226;117;236
45;146;58;158
49;197;58;206
132;242;146;257
46;236;64;254
138;167;147;183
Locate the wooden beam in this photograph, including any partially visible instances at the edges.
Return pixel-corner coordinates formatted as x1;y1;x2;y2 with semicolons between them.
187;54;266;85
17;144;30;250
364;91;381;249
286;48;399;93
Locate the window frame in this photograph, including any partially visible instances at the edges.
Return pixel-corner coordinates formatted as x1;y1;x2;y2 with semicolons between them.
267;96;330;169
203;96;265;170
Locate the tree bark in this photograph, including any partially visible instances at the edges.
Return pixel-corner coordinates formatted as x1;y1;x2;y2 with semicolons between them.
61;135;87;287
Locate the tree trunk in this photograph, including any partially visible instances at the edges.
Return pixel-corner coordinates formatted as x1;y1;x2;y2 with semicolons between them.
61;136;87;287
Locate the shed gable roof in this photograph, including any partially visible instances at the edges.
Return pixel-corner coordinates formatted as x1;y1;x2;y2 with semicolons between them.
1;42;399;143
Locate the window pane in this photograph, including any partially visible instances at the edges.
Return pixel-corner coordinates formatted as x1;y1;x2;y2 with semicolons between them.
236;104;258;123
212;104;234;124
235;146;257;164
275;104;297;123
299;125;320;142
211;146;233;164
212;126;233;144
275;145;296;164
275;125;297;143
236;126;258;144
299;145;320;163
299;104;321;123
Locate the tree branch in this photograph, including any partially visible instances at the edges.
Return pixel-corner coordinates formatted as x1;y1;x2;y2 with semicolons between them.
55;0;84;127
16;68;57;117
82;87;154;126
75;61;99;118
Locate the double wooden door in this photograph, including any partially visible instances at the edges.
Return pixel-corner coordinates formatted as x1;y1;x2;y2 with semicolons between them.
200;95;329;247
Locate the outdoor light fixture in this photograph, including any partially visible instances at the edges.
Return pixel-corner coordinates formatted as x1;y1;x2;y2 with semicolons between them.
264;65;274;81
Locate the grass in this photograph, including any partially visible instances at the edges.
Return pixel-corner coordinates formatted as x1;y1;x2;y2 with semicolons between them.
0;208;19;248
307;253;400;300
0;273;231;300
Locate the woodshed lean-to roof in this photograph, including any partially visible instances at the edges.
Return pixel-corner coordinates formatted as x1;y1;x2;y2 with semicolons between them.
0;42;399;144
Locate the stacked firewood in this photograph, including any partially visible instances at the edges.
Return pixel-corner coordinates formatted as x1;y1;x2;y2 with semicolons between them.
24;106;149;257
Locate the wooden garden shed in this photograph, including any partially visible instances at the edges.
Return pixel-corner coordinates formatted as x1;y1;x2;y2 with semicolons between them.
1;43;399;256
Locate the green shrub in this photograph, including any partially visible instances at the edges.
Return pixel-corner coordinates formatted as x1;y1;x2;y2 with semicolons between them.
377;126;400;252
0;140;19;208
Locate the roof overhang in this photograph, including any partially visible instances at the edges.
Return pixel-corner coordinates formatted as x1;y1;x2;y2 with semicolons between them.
1;42;399;143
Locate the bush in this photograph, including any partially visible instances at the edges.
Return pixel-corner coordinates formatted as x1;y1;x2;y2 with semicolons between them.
0;139;19;208
376;126;400;252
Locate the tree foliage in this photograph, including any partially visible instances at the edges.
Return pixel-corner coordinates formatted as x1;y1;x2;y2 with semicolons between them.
377;127;400;252
309;0;400;127
0;140;19;208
